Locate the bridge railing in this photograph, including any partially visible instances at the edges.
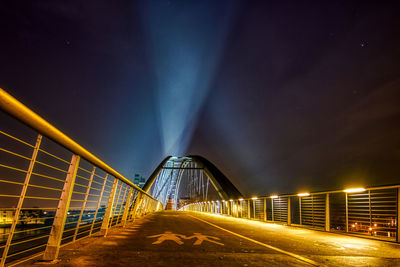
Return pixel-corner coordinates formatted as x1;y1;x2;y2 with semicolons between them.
0;88;162;266
182;185;400;243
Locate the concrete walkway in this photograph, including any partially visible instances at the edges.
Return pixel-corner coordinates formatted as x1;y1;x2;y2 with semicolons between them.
19;211;400;266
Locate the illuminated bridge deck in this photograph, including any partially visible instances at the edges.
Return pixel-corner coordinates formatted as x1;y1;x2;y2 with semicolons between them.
21;211;400;267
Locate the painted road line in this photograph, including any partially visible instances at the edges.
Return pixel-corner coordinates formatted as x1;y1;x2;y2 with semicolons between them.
188;215;324;267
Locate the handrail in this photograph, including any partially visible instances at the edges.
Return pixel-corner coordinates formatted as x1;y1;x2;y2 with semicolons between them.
0;88;152;199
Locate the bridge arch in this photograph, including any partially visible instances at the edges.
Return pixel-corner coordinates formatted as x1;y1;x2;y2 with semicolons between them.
143;155;242;209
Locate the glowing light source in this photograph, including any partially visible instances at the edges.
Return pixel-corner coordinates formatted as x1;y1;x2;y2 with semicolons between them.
229;199;233;202
251;197;258;200
270;195;278;199
238;198;244;201
297;193;310;197
343;188;366;193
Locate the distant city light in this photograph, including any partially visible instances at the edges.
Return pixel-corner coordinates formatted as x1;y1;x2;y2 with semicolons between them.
344;188;366;193
251;197;258;200
297;193;310;197
229;199;233;202
238;198;244;201
270;195;278;199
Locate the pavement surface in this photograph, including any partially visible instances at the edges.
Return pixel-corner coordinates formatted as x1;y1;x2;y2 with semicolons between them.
20;211;400;266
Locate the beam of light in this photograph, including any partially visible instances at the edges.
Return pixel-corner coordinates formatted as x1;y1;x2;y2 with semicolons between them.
343;188;366;193
140;0;240;156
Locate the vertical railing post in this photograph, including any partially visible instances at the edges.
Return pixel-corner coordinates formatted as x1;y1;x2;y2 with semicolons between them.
122;187;133;227
100;178;118;237
109;182;123;227
272;198;274;222
1;134;42;267
143;196;151;214
42;154;80;261
345;192;349;232
264;198;267;221
73;166;96;242
115;185;129;225
299;197;302;225
89;174;108;236
131;192;143;220
247;200;250;219
253;200;256;219
287;197;291;226
396;187;400;243
325;193;330;232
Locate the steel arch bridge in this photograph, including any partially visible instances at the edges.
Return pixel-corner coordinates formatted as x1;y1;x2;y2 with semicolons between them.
143;156;243;209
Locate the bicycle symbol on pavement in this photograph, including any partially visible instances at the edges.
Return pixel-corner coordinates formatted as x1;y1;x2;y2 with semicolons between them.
147;231;224;246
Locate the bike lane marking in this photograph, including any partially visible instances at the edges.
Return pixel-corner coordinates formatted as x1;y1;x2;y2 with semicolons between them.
188;215;324;267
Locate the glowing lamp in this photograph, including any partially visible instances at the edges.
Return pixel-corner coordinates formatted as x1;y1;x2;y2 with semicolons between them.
270;195;278;199
297;193;310;197
251;197;258;200
229;199;233;202
238;198;244;201
343;188;366;193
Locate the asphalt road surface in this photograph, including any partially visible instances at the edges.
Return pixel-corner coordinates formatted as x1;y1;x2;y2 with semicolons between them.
22;211;400;266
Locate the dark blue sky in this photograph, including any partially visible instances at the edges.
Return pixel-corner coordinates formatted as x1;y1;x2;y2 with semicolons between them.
1;1;399;197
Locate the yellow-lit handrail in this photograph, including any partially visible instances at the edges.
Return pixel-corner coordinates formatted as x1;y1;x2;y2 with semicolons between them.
0;88;154;199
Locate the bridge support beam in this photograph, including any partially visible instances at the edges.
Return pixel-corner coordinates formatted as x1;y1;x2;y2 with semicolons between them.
42;154;80;261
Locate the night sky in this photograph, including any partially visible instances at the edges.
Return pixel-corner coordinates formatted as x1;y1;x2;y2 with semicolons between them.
1;1;399;197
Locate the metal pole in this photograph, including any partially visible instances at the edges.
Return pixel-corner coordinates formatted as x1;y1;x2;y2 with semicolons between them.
42;154;80;261
272;198;274;222
1;134;42;267
115;185;129;225
264;198;267;221
100;178;118;236
89;174;108;236
247;200;250;219
122;187;133;227
325;193;330;232
131;192;143;220
73;166;96;242
287;197;291;226
253;200;256;219
299;197;302;225
397;187;400;243
345;192;349;233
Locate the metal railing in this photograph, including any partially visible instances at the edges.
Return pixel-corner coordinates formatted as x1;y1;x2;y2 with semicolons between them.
0;88;162;266
182;185;400;243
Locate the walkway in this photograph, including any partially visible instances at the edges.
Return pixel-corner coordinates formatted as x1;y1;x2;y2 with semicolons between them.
21;211;400;266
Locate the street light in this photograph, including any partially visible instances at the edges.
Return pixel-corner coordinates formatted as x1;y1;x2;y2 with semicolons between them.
297;193;310;197
343;188;366;193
